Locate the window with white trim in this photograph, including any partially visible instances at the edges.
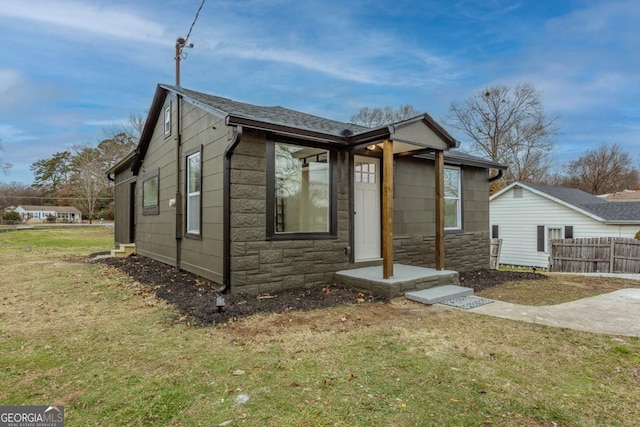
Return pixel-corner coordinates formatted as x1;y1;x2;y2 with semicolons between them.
164;104;171;136
186;150;201;235
444;166;461;230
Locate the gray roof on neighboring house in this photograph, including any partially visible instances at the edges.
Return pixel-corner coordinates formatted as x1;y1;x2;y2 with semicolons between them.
16;205;82;214
507;182;640;223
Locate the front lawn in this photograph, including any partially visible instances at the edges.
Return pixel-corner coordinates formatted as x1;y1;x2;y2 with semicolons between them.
1;228;638;426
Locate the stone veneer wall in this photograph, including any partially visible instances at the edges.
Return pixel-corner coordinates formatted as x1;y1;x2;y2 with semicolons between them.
229;131;352;294
394;231;490;272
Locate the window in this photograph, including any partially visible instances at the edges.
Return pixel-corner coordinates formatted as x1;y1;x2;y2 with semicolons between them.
143;168;159;215
267;141;336;238
538;226;563;252
186;150;201;235
164;103;171;136
444;167;461;230
355;161;376;183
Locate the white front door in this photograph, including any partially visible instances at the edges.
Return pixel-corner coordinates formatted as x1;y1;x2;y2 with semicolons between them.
354;156;381;261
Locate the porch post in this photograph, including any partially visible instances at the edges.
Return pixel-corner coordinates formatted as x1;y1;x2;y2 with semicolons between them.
434;149;445;270
382;139;394;279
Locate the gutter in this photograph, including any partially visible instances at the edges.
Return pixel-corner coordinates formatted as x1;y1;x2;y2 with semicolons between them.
175;94;183;269
221;125;243;294
489;169;504;182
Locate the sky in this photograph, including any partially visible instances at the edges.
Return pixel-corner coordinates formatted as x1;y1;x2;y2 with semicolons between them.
0;0;639;185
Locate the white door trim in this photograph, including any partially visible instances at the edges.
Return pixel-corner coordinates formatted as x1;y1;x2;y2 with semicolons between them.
354;156;381;261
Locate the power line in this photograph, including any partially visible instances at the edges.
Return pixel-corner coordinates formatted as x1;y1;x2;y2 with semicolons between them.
185;0;206;44
0;195;114;201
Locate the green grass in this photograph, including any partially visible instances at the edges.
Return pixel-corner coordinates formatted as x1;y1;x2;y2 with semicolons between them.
1;228;639;426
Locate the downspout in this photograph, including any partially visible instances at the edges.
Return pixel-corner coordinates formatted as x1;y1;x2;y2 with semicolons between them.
488;169;504;182
175;95;183;268
221;125;243;294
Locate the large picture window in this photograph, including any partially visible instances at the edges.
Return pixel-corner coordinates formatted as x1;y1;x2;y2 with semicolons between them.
267;141;336;238
186;150;202;235
444;166;461;230
142;168;159;215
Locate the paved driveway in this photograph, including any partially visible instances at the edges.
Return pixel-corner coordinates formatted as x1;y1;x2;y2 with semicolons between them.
469;288;640;337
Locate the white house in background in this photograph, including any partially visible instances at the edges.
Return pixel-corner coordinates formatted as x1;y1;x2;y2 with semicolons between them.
598;189;640;202
14;205;82;223
490;182;640;268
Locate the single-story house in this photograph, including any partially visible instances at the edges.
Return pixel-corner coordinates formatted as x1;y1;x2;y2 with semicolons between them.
14;205;82;223
490;181;640;268
110;83;506;293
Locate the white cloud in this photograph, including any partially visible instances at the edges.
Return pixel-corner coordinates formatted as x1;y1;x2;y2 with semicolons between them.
0;1;167;44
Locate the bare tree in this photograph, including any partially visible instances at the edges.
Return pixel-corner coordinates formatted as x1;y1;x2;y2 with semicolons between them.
69;143;109;223
447;83;558;183
559;142;640;194
350;105;422;127
0;140;13;175
103;112;145;142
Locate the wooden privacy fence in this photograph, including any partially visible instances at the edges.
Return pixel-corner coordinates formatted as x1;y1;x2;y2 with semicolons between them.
549;237;640;273
489;238;502;270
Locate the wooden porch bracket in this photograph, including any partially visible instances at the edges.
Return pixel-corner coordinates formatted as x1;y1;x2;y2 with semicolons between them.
434;149;445;270
382;139;394;279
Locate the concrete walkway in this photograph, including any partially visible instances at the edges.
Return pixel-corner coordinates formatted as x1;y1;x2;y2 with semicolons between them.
468;288;640;337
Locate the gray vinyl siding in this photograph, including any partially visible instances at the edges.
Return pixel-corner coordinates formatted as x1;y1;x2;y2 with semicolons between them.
394;157;490;235
178;99;226;284
113;163;135;246
392;157;491;271
135;93;180;267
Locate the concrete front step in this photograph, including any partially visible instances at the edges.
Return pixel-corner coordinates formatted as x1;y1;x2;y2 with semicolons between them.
334;264;459;299
405;285;474;305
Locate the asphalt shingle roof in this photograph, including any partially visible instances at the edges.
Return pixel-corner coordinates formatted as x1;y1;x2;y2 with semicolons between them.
523;182;640;222
173;86;369;137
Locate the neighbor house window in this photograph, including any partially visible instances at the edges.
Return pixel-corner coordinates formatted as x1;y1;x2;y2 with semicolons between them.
164;103;171;136
444;166;461;230
266;141;336;239
143;168;159;215
186;149;202;236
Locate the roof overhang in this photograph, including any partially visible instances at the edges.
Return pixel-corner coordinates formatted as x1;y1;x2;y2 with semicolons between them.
132;85;462;175
107;150;136;175
348;113;459;153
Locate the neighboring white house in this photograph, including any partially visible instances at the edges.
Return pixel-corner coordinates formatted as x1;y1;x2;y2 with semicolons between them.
14;205;82;223
490;182;640;268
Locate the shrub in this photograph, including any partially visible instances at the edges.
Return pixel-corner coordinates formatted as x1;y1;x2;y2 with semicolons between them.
3;211;22;222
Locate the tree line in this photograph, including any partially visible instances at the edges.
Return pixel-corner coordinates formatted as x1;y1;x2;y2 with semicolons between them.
1;85;637;221
0;115;142;222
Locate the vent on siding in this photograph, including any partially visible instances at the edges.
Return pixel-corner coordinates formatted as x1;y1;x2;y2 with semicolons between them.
514;187;523;198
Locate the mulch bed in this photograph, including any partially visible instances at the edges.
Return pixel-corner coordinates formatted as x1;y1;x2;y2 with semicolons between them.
95;255;544;326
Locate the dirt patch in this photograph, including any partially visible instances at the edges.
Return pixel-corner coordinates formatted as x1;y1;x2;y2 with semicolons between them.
458;268;545;292
96;255;542;326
